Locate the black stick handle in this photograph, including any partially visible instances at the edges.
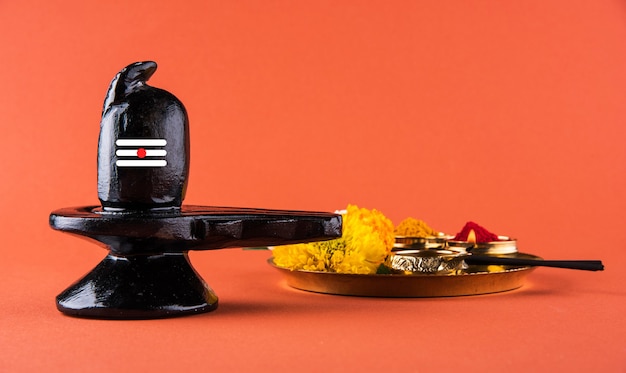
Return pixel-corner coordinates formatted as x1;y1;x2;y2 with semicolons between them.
464;256;604;271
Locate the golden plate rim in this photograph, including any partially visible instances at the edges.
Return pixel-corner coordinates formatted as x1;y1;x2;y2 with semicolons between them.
268;253;540;298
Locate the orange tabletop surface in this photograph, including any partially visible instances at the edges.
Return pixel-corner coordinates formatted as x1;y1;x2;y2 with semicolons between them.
1;1;625;372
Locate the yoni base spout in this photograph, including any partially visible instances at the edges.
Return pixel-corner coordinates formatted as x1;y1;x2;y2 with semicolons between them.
56;252;218;319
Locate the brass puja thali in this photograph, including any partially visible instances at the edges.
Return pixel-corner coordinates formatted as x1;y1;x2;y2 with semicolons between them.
268;253;540;297
269;212;604;297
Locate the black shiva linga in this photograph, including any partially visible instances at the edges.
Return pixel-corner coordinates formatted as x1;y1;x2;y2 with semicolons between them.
49;61;342;319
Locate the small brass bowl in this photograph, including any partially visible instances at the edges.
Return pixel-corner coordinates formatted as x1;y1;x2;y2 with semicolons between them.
447;236;518;255
390;249;467;274
393;235;448;250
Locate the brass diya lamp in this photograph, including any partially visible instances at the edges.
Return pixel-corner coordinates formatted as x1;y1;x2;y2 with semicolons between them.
447;230;518;255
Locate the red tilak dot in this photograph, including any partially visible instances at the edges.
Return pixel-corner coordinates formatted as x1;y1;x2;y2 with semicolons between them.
137;148;147;158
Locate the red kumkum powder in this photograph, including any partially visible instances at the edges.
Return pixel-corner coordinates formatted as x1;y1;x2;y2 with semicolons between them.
453;221;499;243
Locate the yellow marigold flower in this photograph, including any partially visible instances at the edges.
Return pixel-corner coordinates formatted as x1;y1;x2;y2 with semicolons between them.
272;204;395;274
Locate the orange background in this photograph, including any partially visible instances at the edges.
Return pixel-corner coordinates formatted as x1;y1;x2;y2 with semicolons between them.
1;1;625;371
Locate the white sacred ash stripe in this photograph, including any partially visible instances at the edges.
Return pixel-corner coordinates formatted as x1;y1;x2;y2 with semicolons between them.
116;160;167;167
116;149;167;157
115;138;168;168
116;139;167;147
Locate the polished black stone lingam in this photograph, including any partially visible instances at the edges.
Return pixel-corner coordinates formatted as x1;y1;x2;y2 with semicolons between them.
50;61;342;319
